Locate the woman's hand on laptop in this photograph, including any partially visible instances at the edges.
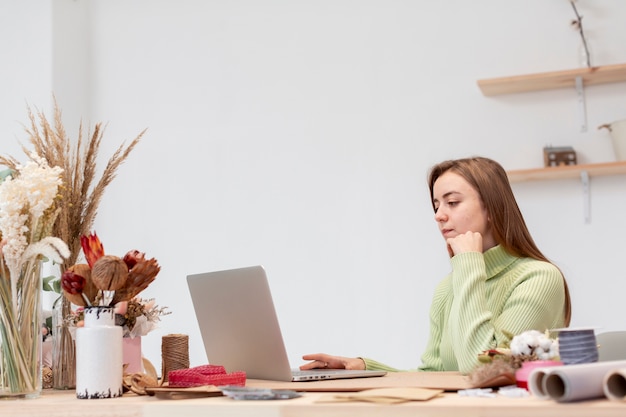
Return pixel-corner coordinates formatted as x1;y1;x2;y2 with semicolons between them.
300;353;366;370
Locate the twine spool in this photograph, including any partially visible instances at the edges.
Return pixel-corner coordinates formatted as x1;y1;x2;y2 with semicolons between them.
160;333;190;383
557;328;598;365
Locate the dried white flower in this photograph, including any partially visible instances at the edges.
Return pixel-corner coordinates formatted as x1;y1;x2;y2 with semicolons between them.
0;154;64;278
510;330;559;360
21;236;71;265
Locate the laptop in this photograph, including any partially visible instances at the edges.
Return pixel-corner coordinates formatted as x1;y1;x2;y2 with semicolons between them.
187;265;387;382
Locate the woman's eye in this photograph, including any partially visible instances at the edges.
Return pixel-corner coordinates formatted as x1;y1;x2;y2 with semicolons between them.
448;201;458;207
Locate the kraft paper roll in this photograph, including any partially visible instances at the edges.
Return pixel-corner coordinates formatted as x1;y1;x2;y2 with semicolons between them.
527;365;561;400
603;367;626;401
528;360;626;402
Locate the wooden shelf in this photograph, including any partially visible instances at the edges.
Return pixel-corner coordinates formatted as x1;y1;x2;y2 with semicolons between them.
477;62;626;96
479;63;626;223
507;161;626;183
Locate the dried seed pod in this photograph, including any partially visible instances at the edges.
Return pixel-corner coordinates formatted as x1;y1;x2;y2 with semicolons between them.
123;249;145;270
91;255;129;291
111;258;160;304
61;270;88;306
68;263;98;304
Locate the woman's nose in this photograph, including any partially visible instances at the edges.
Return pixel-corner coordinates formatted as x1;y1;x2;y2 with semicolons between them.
434;209;446;222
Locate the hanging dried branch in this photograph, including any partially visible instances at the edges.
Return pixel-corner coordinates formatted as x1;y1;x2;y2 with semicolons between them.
569;0;591;68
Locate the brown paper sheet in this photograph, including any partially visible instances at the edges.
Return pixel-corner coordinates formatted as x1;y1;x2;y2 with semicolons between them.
316;387;444;404
144;385;223;399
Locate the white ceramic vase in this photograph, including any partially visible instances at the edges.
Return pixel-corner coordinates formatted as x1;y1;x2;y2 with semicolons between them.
75;306;123;399
600;119;626;161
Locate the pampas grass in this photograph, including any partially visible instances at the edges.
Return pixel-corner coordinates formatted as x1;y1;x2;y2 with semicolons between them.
0;97;147;270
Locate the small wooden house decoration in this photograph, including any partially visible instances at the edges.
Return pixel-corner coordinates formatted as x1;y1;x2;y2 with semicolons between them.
543;146;577;167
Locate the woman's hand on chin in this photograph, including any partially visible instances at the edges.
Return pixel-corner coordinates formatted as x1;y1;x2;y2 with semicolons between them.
300;353;366;370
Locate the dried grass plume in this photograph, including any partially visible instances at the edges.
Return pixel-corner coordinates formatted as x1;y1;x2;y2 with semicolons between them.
0;97;147;269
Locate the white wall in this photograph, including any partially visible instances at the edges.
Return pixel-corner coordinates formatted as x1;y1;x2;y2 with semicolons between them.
2;0;626;374
0;1;52;144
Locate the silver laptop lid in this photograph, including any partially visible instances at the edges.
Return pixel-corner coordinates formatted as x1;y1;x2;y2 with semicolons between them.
187;265;294;381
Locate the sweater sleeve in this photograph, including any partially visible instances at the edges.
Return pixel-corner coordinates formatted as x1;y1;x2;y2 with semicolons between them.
361;357;403;372
449;252;566;374
417;279;448;371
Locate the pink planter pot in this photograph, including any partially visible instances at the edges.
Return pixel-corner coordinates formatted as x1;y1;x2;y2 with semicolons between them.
122;337;143;374
515;360;563;390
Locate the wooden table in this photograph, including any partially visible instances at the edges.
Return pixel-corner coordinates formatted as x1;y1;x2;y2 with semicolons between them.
2;372;625;417
3;389;625;417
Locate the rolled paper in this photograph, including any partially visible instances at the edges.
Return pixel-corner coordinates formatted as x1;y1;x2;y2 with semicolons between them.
531;360;626;402
528;365;562;400
603;367;626;401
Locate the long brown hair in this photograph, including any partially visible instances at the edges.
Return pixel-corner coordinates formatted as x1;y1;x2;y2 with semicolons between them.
427;157;571;326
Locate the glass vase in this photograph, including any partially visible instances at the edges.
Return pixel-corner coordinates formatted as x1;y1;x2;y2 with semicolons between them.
52;295;76;389
0;260;43;399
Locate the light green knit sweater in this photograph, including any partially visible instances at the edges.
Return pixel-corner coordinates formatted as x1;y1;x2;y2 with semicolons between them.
363;245;567;374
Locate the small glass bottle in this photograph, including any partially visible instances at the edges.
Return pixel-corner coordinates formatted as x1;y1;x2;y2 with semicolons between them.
52;296;76;389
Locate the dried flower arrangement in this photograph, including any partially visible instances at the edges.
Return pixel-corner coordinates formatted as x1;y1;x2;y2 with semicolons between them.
0;97;147;389
0;98;146;273
65;297;170;338
116;298;170;338
0;156;70;395
61;232;161;307
469;330;559;387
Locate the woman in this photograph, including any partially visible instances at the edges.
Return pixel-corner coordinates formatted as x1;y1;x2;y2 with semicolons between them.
300;157;571;374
